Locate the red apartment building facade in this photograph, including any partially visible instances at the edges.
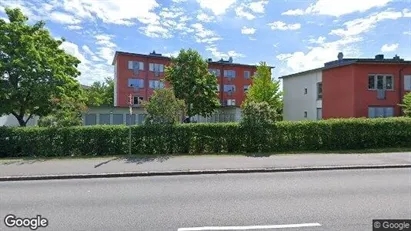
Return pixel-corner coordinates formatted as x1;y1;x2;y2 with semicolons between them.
282;53;411;121
112;51;259;108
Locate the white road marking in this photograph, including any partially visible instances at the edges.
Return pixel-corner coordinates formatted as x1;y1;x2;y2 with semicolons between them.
178;223;322;230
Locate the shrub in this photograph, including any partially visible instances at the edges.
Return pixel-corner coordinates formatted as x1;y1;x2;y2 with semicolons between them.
1;117;410;158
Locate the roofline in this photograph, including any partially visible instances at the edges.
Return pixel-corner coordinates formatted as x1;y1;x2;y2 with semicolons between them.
112;51;272;68
279;59;411;79
279;67;323;79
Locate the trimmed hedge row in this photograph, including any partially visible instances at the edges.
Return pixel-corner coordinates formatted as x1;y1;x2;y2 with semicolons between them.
1;117;411;157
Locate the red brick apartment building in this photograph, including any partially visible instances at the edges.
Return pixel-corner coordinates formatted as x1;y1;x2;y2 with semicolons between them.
112;51;259;108
82;51;265;125
282;53;411;121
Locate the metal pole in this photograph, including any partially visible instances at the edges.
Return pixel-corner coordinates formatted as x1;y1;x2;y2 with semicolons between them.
129;93;132;155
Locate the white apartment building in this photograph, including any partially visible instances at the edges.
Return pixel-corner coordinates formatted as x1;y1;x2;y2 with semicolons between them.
281;68;323;121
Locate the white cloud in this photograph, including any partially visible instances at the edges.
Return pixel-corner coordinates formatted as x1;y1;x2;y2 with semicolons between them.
0;16;9;22
197;12;215;22
268;21;301;30
60;41;87;64
308;36;326;44
381;43;399;52
282;9;305;16
248;0;268;13
235;6;255;20
62;0;160;25
330;10;402;37
206;45;245;60
197;0;236;15
282;0;392;17
82;45;95;56
191;23;221;43
163;51;180;58
94;34;117;64
241;26;256;35
276;36;362;75
67;25;82;30
403;9;411;17
141;24;172;38
172;0;187;2
404;31;411;35
159;7;185;19
50;11;80;24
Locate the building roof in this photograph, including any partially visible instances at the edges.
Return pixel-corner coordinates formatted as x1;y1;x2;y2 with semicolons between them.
279;54;411;79
278;67;323;79
112;50;272;69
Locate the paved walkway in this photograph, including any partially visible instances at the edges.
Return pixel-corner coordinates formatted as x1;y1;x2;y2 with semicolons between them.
1;152;410;177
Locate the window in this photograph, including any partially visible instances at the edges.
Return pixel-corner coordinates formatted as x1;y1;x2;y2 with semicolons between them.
405;75;411;91
304;88;308;94
244;71;250;79
223;85;236;92
112;114;124;125
85;114;96;126
128;79;144;88
368;107;394;118
209;69;220;77
316;108;322;120
99;114;110;125
216;85;220;92
368;74;394;90
149;80;165;89
244;85;250;93
126;114;136;126
304;111;308;118
149;63;164;72
128;61;144;70
226;99;236;106
133;96;144;105
317;82;322;99
224;70;236;78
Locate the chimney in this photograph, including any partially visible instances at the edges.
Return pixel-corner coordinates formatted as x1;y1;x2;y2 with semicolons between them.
228;57;233;63
375;54;384;60
393;54;400;60
337;52;344;60
207;58;212;62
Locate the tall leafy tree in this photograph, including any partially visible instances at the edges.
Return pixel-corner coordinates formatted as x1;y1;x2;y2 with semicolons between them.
143;88;185;125
400;92;411;117
165;49;220;120
0;8;82;126
244;61;283;120
84;77;114;107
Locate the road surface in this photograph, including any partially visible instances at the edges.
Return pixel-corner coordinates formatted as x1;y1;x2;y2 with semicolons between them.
1;169;410;230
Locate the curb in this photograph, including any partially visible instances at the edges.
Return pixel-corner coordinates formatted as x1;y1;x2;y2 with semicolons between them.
1;164;411;182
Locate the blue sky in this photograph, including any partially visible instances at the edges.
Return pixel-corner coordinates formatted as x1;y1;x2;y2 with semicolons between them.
0;0;410;85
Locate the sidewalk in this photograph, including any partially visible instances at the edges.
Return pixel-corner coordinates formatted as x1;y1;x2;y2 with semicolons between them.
1;152;411;180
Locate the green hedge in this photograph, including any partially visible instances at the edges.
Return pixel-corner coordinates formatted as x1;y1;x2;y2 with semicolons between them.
1;117;411;157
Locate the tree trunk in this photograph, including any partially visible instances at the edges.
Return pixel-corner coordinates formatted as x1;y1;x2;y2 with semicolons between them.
17;115;27;127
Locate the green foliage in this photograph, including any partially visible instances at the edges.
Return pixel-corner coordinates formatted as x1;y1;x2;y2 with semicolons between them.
400;92;411;117
1;118;411;158
38;94;87;127
84;77;114;107
0;8;83;126
245;61;282;120
165;49;220;118
143;88;185;125
240;101;277;126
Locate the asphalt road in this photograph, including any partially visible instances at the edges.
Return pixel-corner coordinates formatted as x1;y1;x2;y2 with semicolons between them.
1;169;410;231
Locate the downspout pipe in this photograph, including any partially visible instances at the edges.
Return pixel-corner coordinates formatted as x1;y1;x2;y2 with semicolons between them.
399;65;409;116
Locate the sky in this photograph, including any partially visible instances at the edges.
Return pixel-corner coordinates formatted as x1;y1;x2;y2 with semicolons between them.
0;0;410;85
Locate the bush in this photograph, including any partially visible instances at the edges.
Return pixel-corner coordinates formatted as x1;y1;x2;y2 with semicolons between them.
1;117;411;158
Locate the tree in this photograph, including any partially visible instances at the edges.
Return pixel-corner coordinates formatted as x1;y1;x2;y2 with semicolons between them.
84;77;114;107
244;61;283;120
0;8;82;126
143;88;185;125
400;92;411;117
240;101;278;126
38;94;87;127
165;49;220;121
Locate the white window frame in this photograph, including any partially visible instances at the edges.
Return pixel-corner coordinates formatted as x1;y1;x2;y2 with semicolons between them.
133;96;144;105
368;74;394;90
149;63;164;72
128;78;144;88
224;85;236;92
224;70;236;78
244;85;250;93
244;71;250;79
149;80;165;89
128;61;144;70
404;75;411;91
317;82;322;100
368;106;394;118
209;69;220;77
227;99;236;106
